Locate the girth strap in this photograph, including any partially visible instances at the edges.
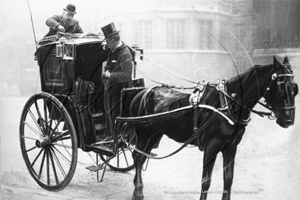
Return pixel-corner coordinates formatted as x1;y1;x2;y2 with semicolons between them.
189;82;207;130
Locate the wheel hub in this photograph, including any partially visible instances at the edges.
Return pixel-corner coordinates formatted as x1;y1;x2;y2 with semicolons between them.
35;136;50;148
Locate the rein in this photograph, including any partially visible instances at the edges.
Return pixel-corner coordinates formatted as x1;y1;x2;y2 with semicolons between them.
218;70;296;120
218;89;273;118
121;111;217;160
265;73;296;111
117;104;234;160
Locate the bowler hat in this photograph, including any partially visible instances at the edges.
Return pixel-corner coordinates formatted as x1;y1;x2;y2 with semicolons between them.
101;23;120;39
63;4;76;14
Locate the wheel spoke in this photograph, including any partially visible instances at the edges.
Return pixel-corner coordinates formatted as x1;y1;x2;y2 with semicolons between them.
117;150;120;168
48;147;59;184
30;148;44;169
128;147;133;154
21;93;77;190
46;148;50;185
52;143;72;149
50;147;67;177
51;130;69;142
35;100;46;133
50;115;63;138
48;102;56;137
51;145;71;165
22;135;39;141
26;146;37;153
44;100;49;135
24;121;43;139
28;109;44;136
38;149;46;179
122;149;129;167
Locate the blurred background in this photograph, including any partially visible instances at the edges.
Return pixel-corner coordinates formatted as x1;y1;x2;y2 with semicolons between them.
0;0;299;199
0;0;299;95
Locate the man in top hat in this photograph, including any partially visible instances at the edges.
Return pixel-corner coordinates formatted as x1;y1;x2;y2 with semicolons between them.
100;22;133;149
44;3;83;37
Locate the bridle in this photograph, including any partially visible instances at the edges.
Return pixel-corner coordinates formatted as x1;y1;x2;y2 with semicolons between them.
263;65;297;114
218;65;297;123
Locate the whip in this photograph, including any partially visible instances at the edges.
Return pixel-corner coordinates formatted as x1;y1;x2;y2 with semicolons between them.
26;0;37;49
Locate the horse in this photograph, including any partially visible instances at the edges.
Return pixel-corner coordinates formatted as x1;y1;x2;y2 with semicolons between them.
119;56;298;200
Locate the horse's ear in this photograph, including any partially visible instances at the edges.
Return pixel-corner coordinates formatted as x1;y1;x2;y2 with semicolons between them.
283;56;290;64
273;56;281;69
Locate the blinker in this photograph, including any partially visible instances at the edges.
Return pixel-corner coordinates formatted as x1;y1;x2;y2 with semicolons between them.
272;73;277;80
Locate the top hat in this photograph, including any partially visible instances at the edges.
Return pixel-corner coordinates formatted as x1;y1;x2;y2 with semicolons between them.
63;4;76;14
101;23;120;39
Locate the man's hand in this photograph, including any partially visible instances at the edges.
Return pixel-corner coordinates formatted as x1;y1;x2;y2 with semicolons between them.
57;25;65;32
103;71;111;79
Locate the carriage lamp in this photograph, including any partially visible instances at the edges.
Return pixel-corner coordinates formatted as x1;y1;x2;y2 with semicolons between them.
131;44;143;62
56;43;63;58
63;44;75;60
56;43;75;60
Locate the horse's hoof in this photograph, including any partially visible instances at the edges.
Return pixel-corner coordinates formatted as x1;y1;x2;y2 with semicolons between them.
132;193;144;200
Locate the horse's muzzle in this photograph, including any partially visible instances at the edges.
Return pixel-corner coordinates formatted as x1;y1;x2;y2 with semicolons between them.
276;107;295;128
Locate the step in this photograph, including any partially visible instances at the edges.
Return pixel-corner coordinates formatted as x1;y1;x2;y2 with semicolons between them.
86;165;103;172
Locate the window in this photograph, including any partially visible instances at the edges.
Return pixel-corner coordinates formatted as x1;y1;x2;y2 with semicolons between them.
220;24;231;51
136;21;153;49
253;0;299;48
234;23;245;52
166;20;185;49
197;20;213;50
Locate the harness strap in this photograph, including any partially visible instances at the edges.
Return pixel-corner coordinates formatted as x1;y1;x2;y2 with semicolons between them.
189;81;207;130
122;112;217;160
118;104;234;160
218;86;272;118
137;86;158;116
263;76;275;98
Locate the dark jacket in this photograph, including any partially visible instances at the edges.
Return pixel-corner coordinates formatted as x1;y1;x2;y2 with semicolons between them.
102;42;133;137
44;15;83;37
104;42;133;86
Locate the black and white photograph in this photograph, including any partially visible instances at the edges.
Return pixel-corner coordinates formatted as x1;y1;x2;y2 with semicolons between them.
0;0;299;199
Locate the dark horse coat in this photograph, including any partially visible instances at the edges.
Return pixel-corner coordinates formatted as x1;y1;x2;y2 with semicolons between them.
119;56;297;200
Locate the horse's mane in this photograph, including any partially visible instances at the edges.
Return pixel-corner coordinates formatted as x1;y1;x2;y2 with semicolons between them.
227;64;273;88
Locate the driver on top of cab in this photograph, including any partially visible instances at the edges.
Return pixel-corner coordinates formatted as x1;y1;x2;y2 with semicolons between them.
44;3;83;38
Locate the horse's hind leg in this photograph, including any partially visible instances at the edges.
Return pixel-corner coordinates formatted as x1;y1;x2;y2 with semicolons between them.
221;146;237;200
200;148;218;200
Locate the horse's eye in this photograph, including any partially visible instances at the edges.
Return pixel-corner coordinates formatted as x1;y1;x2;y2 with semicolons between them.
277;76;286;83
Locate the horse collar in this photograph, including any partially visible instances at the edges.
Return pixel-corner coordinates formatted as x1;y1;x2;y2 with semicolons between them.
217;80;251;126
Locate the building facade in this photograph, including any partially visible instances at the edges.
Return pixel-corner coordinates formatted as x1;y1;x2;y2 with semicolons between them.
252;0;300;64
98;0;241;86
1;0;299;95
97;0;299;86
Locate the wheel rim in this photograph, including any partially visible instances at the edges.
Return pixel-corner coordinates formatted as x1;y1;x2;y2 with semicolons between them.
20;93;77;191
100;140;135;172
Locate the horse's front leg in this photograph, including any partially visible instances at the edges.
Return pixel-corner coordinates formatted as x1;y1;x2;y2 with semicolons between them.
200;148;218;200
221;146;237;200
132;144;148;200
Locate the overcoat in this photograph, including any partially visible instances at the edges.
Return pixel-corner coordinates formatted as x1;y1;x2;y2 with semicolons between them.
44;15;83;37
102;42;133;137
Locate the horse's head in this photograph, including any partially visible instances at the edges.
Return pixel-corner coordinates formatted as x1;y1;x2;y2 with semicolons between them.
263;56;298;128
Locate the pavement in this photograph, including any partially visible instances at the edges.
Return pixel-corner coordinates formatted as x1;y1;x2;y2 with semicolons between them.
1;186;72;200
1;96;300;200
